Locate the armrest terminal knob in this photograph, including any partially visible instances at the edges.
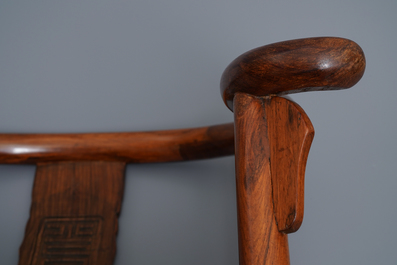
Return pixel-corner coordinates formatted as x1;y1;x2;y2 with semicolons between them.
220;37;366;110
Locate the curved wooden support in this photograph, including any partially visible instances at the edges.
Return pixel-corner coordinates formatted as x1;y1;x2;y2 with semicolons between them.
4;123;234;264
0;123;234;264
221;37;366;110
0;123;234;164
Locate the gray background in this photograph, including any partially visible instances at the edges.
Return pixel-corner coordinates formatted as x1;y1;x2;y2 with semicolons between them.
0;0;396;264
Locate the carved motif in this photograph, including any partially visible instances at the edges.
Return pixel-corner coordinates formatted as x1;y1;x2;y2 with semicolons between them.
30;217;103;265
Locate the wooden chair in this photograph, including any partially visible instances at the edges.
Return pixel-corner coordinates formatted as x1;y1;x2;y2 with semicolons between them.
0;37;365;265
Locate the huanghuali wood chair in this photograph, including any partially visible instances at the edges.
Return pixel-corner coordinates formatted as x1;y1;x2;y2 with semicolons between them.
0;37;365;265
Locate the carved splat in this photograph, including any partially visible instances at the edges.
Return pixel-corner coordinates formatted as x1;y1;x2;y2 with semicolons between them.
19;161;125;265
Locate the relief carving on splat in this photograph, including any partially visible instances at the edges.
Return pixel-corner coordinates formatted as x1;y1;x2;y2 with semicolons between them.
30;217;103;265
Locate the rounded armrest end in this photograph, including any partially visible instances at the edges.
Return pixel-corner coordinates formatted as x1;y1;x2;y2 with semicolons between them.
220;37;366;110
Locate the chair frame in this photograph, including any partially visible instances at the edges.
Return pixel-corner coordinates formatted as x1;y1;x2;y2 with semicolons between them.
0;37;365;265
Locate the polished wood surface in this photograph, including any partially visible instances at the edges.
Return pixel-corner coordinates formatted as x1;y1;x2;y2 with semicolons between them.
0;123;234;164
19;161;125;265
221;37;366;110
266;96;314;233
2;123;234;264
233;94;313;264
227;37;365;265
0;123;234;264
234;93;292;265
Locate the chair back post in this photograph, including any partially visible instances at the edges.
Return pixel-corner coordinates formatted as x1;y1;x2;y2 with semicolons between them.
221;37;365;265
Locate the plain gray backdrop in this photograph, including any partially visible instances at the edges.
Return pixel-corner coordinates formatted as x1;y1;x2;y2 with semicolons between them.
1;0;396;264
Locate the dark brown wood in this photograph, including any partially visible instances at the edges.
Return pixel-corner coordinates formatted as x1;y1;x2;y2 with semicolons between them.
0;123;234;164
221;37;366;110
234;93;314;264
19;161;125;265
0;123;233;264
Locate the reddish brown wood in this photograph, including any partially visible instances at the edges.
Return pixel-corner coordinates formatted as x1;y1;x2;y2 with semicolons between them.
221;37;366;110
19;161;125;265
234;93;314;264
0;123;234;264
234;93;290;265
223;37;366;265
266;96;314;233
0;123;234;164
1;36;365;265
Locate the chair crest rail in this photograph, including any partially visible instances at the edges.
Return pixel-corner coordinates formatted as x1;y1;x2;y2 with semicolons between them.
0;123;234;164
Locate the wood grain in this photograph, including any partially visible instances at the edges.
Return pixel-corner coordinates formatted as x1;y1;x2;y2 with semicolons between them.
266;96;314;233
0;124;234;264
221;37;366;110
233;93;314;264
19;161;125;265
234;93;290;265
0;123;234;164
2;36;365;265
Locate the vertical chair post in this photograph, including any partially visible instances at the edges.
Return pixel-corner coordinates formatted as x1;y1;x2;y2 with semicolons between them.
221;37;366;264
234;94;314;265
